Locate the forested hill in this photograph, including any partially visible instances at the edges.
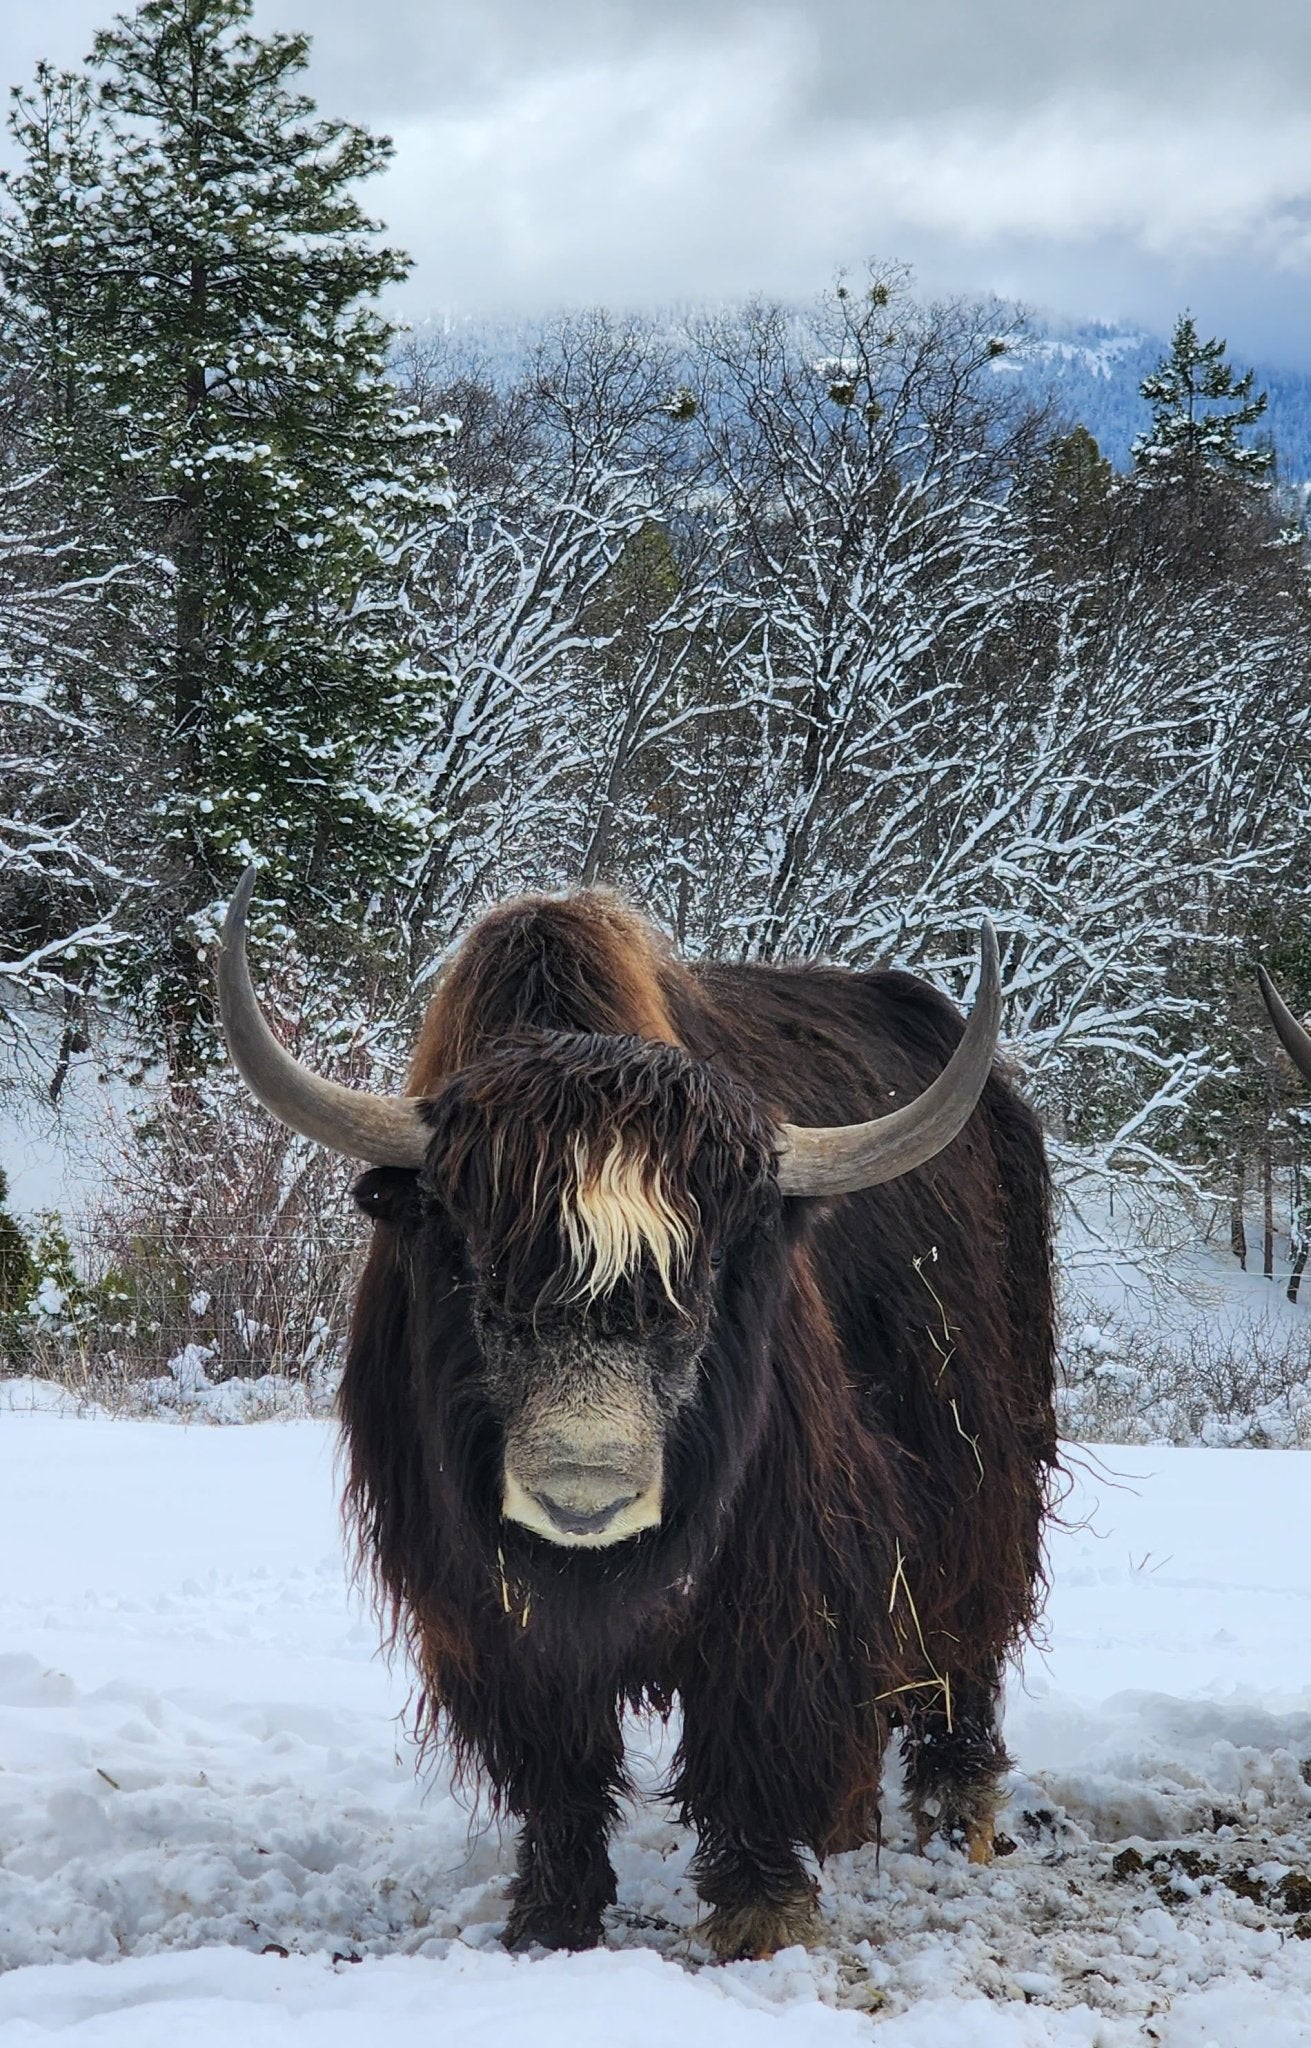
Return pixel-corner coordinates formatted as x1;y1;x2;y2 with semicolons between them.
412;310;1311;486
1007;322;1311;482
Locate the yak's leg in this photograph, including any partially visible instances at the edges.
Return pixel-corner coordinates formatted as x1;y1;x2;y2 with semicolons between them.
504;1694;626;1951
453;1678;626;1951
901;1670;1008;1864
675;1671;860;1960
505;1802;618;1951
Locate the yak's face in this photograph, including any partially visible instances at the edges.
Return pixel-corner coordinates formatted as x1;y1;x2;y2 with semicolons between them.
410;1034;779;1550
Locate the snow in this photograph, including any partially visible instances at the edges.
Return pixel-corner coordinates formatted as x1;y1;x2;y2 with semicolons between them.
3;1419;1311;2043
0;1948;870;2047
1056;1189;1311;1447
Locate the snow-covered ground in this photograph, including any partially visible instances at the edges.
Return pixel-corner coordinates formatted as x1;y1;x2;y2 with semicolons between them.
3;1404;1311;2043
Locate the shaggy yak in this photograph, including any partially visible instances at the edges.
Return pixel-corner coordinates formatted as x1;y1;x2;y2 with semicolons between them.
218;871;1057;1960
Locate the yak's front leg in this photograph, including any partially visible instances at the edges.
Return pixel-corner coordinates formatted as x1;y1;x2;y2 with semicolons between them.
675;1663;861;1960
506;1691;627;1951
450;1662;630;1949
688;1820;821;1961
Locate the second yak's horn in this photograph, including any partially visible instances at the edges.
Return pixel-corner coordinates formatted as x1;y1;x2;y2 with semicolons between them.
774;921;1002;1196
217;867;429;1168
1257;965;1311;1083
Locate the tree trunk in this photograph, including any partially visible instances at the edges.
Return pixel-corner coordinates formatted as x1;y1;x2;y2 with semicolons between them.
1262;1126;1275;1282
48;965;94;1103
165;265;212;1076
1229;1152;1247;1270
1290;1159;1307;1306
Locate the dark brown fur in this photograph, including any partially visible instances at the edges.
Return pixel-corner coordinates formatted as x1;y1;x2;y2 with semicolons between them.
340;891;1057;1956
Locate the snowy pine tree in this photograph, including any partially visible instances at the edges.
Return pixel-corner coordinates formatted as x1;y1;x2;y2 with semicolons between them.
1132;314;1273;482
0;255;144;1084
0;0;451;1066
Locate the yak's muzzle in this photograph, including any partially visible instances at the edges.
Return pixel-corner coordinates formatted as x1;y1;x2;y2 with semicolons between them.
502;1446;663;1548
493;1332;672;1549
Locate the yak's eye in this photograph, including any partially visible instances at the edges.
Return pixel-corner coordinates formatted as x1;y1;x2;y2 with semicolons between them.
709;1248;726;1273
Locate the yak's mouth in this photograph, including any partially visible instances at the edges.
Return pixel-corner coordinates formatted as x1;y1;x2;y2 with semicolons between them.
501;1461;663;1549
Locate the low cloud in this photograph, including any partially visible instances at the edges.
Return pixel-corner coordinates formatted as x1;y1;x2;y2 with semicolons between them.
5;0;1310;358
377;31;1311;352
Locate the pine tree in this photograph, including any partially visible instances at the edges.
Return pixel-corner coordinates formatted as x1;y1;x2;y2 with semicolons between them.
1021;425;1114;580
0;0;451;1066
0;221;147;1081
0;1167;36;1318
1132;314;1273;482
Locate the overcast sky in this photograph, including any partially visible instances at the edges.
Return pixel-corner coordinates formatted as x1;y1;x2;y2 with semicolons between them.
6;0;1311;365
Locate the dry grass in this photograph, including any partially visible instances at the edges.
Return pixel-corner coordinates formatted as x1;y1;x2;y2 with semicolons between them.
1058;1299;1311;1447
1;1070;366;1417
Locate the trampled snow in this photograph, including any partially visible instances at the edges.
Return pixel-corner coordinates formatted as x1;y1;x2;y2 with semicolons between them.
2;1412;1311;2043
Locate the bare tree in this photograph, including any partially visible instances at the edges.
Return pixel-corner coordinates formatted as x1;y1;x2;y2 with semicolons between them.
0;339;144;1090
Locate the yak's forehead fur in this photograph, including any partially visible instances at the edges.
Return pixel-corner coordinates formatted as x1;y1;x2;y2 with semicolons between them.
408;890;684;1092
561;1129;691;1305
420;1032;777;1319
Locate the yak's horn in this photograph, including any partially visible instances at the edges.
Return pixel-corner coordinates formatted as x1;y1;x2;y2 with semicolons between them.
775;921;1002;1196
1257;965;1311;1083
217;867;429;1168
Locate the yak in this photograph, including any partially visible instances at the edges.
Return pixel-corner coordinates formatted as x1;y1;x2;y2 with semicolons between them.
218;872;1057;1960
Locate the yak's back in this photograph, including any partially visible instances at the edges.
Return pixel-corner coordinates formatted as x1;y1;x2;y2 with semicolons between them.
691;951;1057;1475
686;956;986;1129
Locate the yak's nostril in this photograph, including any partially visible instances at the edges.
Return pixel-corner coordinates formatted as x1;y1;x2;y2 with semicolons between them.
533;1491;637;1537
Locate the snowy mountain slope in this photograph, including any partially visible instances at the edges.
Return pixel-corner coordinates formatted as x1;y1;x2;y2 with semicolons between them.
1008;321;1311;480
3;1414;1311;2042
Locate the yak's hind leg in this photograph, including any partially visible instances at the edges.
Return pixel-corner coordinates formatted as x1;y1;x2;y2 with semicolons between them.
901;1671;1008;1864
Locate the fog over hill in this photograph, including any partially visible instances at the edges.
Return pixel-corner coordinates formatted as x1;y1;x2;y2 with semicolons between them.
405;302;1311;485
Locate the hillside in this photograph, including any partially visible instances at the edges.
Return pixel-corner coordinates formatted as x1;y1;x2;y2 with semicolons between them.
1009;320;1311;482
407;307;1311;484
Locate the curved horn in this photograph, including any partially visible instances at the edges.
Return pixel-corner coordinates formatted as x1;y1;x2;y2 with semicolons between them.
217;867;429;1167
775;921;1002;1196
1257;965;1311;1083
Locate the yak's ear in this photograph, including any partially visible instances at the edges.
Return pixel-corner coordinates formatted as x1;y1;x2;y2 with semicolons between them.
353;1167;423;1228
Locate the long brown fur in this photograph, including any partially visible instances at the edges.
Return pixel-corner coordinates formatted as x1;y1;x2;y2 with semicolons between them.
340;889;1057;1957
408;893;682;1089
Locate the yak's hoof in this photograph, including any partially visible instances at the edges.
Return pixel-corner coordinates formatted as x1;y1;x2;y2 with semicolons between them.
701;1887;821;1961
913;1790;1000;1864
503;1900;605;1952
966;1814;995;1865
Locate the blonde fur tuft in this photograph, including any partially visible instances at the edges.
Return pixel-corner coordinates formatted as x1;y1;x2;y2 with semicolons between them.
562;1134;694;1304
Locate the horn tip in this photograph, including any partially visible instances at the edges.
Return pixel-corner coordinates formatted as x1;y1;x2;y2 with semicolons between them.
977;916;1000;992
223;865;260;947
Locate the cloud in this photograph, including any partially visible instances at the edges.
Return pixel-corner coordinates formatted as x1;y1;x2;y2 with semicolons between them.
834;99;1311;262
371;28;1311;334
4;0;1311;358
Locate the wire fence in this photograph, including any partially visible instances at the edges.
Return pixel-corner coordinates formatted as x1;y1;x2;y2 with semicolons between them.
2;1197;367;1405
